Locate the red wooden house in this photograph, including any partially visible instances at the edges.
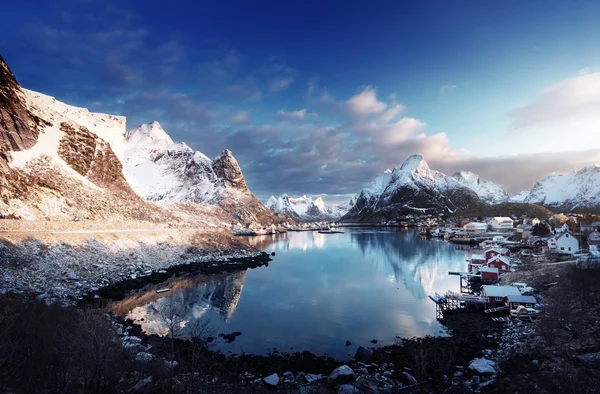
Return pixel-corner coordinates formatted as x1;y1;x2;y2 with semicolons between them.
487;255;511;273
481;285;522;306
479;266;499;283
485;247;511;262
470;254;486;266
504;295;537;310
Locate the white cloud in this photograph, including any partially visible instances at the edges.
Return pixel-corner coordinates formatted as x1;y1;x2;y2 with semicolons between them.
439;84;458;94
508;71;600;129
277;108;307;119
346;87;387;116
268;76;294;92
230;110;250;124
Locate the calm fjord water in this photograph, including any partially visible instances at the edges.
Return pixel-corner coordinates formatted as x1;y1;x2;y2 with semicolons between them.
121;228;468;360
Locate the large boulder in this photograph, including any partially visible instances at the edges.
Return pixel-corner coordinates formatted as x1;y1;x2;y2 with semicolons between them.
263;373;279;388
468;358;496;375
355;346;373;362
328;365;356;387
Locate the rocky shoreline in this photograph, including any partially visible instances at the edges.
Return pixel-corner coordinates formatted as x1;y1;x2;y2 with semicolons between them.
0;227;266;305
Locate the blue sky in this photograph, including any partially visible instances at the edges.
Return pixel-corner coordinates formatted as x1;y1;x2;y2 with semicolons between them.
3;0;600;202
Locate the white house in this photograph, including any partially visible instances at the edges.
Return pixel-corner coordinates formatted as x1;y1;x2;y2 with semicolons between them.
555;223;570;233
464;222;488;233
548;232;579;255
488;217;514;232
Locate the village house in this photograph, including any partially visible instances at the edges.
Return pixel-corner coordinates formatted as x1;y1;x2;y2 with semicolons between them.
484;247;511;262
548;231;580;255
487;254;511;273
555;223;570;233
580;221;600;233
479;266;499;283
470;253;487;266
588;231;600;246
464;222;488;233
481;285;522;306
516;223;533;233
524;217;540;226
526;236;547;247
504;295;537;310
488;217;514;232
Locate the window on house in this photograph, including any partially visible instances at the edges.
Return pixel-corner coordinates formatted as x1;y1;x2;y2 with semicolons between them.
526;304;533;308
494;297;502;301
513;303;520;306
560;247;565;250
568;247;571;251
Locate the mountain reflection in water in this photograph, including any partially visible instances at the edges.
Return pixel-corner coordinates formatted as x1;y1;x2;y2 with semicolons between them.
115;228;467;359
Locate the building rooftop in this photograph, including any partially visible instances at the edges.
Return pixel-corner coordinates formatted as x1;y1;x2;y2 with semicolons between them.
481;285;521;297
480;267;499;273
506;295;538;304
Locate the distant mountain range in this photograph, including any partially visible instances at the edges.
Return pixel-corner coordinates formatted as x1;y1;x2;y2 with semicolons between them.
266;194;355;222
265;154;600;222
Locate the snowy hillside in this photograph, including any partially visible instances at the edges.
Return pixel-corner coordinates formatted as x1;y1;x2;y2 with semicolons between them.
343;155;482;222
510;190;530;202
451;170;509;204
123;121;224;203
524;165;600;211
267;194;355;221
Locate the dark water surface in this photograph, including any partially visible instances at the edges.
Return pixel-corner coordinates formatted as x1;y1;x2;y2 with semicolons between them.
117;228;468;360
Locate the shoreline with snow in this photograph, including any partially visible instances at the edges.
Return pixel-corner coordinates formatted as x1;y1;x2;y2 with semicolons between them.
0;222;265;304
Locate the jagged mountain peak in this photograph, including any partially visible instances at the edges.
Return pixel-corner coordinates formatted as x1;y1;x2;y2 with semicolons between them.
211;149;247;190
125;121;174;146
453;170;479;184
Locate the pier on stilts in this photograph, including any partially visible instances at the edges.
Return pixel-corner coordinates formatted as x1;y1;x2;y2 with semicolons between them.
448;271;480;293
428;291;487;321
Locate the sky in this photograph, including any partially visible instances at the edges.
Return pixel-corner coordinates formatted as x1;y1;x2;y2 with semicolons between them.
2;0;600;203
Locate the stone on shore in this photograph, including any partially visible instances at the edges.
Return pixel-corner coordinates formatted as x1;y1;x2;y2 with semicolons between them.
468;358;496;375
355;346;373;362
263;373;280;388
328;365;356;387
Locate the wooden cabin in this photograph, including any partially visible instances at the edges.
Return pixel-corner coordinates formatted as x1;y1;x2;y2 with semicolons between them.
487;255;511;273
485;247;511;262
504;295;537;310
479;266;499;283
481;285;521;306
470;253;486;266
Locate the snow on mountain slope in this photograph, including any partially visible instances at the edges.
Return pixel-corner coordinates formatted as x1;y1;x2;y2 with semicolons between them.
524;165;600;211
510;190;530;202
267;194;354;221
343;155;482;222
21;89;127;159
451;170;509;204
122;121;222;203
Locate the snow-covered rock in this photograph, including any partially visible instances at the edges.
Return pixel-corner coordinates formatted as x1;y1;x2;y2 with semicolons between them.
267;194;355;221
263;373;280;388
468;358;496;375
327;365;356;387
524;165;600;211
451;170;509;204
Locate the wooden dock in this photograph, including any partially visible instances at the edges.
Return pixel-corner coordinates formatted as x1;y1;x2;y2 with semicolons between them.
429;291;487;320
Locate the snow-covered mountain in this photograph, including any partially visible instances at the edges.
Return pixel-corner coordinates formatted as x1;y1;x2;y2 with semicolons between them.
267;194;355;221
524;165;600;212
343;155;482;222
451;171;509;204
0;55;287;225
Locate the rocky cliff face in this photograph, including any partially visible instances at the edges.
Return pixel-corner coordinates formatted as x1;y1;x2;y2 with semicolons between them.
267;194;354;222
0;55;39;152
212;149;248;190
